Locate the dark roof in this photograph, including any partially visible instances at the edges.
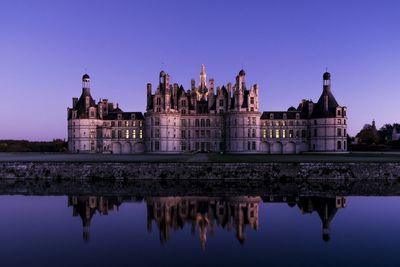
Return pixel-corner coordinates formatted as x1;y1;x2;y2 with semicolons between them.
288;106;296;111
323;72;331;80
239;69;246;76
74;89;96;118
296;100;313;118
311;87;339;118
110;107;123;113
103;112;144;120
82;73;90;80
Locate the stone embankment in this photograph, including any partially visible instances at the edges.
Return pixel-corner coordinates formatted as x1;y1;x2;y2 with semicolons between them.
1;162;400;180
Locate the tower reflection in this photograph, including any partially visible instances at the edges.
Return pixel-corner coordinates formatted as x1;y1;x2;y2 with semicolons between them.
67;195;346;247
146;196;260;249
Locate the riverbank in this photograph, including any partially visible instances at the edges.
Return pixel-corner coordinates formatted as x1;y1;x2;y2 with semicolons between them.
1;152;400;180
1;161;400;180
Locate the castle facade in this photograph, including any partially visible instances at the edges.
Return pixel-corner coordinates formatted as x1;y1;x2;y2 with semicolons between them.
67;66;347;154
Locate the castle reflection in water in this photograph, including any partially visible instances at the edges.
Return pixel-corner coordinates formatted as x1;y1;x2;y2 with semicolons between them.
68;195;346;248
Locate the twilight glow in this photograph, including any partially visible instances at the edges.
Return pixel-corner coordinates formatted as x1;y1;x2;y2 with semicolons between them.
0;0;399;140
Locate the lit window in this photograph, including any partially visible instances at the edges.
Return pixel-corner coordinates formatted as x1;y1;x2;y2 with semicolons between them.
275;129;280;138
125;130;129;139
132;130;136;139
263;129;267;139
139;130;143;139
282;129;286;138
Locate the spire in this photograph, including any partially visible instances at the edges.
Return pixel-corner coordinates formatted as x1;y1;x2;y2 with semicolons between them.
200;64;206;75
199;64;207;88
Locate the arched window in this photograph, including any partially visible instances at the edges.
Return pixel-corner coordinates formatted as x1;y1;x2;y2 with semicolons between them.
337;141;342;150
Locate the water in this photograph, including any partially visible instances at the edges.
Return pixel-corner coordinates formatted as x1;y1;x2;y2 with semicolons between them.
0;194;399;266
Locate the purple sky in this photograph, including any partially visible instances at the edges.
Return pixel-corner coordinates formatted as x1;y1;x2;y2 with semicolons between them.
1;0;399;140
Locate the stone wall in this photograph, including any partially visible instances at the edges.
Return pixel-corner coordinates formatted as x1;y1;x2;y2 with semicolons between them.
1;162;400;180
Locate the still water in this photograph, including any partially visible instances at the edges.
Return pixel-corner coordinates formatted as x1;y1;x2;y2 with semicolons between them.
0;194;399;267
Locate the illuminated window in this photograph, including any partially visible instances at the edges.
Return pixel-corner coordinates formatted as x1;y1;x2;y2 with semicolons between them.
125;121;129;127
125;130;129;139
132;130;136;139
282;129;286;138
275;129;280;138
263;129;267;139
139;130;143;139
269;129;273;138
289;130;293;138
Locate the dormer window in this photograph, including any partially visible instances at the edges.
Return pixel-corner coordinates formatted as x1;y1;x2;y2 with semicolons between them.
296;113;300;120
250;97;254;104
270;114;274;120
118;114;122;120
131;114;136;120
337;109;341;116
283;113;287;120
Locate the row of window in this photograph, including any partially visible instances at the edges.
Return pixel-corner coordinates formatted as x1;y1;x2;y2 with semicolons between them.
152;117;222;127
152;129;223;139
263;129;307;139
263;128;347;139
110;120;143;127
111;129;143;139
263;120;307;126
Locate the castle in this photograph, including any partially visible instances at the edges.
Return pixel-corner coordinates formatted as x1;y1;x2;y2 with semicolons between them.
67;65;347;153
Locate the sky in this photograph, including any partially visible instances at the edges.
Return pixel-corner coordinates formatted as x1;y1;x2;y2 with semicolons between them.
0;0;399;140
